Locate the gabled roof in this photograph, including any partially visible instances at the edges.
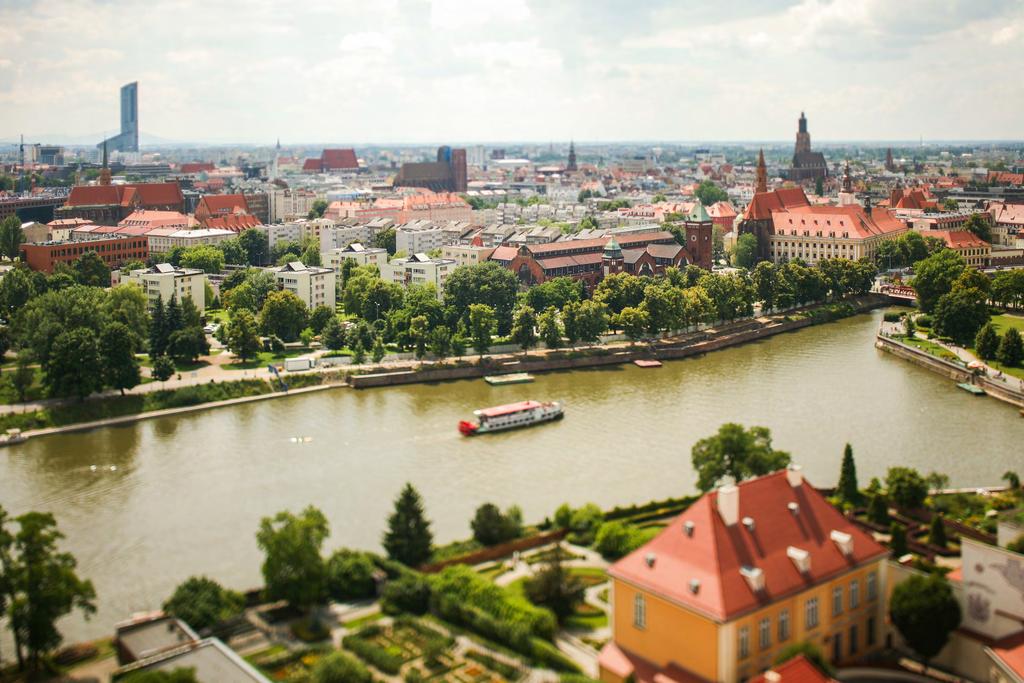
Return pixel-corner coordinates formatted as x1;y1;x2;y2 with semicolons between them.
198;194;248;213
745;188;811;221
302;158;322;172
64;182;183;209
930;230;990;249
749;655;836;683
321;149;359;170
608;470;887;623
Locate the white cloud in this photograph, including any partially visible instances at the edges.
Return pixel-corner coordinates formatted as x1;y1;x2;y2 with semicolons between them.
339;31;395;53
429;0;531;30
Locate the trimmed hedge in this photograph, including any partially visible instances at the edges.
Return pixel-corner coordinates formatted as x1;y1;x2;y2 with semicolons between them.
342;632;404;675
465;650;522;679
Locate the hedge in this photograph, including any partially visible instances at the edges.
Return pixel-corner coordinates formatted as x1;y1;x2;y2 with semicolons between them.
465;650;522;679
341;633;404;674
429;565;556;640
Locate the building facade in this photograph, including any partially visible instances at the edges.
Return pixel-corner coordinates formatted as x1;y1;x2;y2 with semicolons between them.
21;236;148;274
124;263;206;310
274;261;336;309
379;254;455;298
323;243;388;272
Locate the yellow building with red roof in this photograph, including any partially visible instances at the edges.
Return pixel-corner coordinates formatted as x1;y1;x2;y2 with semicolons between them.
599;467;888;683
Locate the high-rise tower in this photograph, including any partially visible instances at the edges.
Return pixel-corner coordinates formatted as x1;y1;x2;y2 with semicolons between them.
97;82;139;153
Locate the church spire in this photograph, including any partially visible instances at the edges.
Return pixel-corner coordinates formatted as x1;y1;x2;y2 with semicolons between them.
755;148;767;194
842;160;852;193
567;140;577;172
99;138;112;186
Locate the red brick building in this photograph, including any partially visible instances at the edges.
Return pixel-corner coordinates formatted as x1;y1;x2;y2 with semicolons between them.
302;148;359;173
56;183;185;224
21;236;149;273
194;194;261;231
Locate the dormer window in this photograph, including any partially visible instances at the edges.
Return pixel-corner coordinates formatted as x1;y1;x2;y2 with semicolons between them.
741;566;765;593
787;546;811;574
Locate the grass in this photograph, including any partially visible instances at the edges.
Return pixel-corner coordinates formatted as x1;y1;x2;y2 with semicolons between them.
477;564;508;582
342;611;384;629
900;335;961;363
0;367;46;405
991;313;1024;334
224;349;309;370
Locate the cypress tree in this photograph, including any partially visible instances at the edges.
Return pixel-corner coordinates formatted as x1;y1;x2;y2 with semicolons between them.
165;296;183;337
930;513;948;549
382;483;433;567
868;493;890;525
890;522;909;558
837;443;860;505
149;296;167;357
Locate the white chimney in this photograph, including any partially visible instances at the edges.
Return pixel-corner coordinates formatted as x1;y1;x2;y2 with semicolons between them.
787;546;811;574
786;464;803;487
830;530;854;557
765;671;781;683
740;566;765;593
717;484;739;526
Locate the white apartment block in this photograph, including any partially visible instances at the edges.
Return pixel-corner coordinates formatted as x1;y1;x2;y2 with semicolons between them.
146;228;236;254
125;264;207;311
274;261;336;309
395;221;447;254
379;254;455;299
323;243;388;273
441;244;494;267
268;188;320;223
319;223;380;251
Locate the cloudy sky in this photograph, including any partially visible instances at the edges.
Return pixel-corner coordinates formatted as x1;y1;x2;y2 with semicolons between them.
1;0;1022;145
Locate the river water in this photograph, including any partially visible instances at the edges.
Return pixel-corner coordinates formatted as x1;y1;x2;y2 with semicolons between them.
1;309;1022;643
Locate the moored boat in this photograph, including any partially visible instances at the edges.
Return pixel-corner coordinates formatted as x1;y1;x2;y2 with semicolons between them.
484;373;535;386
633;359;662;368
459;400;563;436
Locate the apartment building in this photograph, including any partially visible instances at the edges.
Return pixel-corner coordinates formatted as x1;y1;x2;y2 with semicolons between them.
323;243;388;272
379;253;455;299
124;263;206;311
274;261;336;309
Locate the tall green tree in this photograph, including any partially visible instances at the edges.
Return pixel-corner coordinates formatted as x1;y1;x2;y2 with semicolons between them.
259;290;309;342
256;506;329;612
997;327;1023;367
0;265;36;320
523;546;584;624
382;483;433;567
100;322;141;394
694;180;728;205
149;296;168;357
752;261;779;311
912;249;966;313
538;306;562;349
0;215;25;261
691;423;792;492
162;576;244;632
471;504;523;546
889;573;960;666
73;251;110;287
510;305;538;354
322;317;346;351
890;522;909;557
152;355;176;383
929;513;948;549
179;245;225;273
3;509;96;671
886;466;929;509
616;306;649;342
309;305;335;335
11;351;35;402
974;322;999;360
837;443;860;505
963;213;992;243
734;233;758;269
106;283;150;351
575;300;609;344
46;328;103;399
168;326;210;363
226;309;261;361
932;285;989;346
443;262;518;335
238;228;270;266
468;303;496;357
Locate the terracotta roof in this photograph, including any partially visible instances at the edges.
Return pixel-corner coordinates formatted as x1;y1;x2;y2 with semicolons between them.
598;643;710;683
749;655;836;683
770;206;907;240
490;246;518;262
537;253;603;270
529;231;676;255
745;188;811;221
990;631;1024;680
929;230;990;249
302;158;322;172
179;162;215;174
321;149;358;170
198;194;248;214
608;470;888;622
205;214;261;232
991;202;1024;226
707;201;737;219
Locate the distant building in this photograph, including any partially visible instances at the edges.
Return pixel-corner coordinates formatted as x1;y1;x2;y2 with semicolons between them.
97;82;139;153
57;182;185;224
788;112;827;183
124;263;206;310
269;187;319;222
319;219;392;251
567;141;578;172
20;235;149;273
178;162;215;175
598;468;888;683
302;148;359;173
243;192;270;225
195;194;261;231
396;220;448;255
928;230;991;268
323;243;388;272
146;228;235;254
118;210;197;230
394;146;467;193
990;201;1024;245
442;241;495;267
380;253;455;297
274;261;336;309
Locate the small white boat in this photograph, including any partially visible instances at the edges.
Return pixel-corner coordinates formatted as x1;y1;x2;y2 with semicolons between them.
459;400;563;436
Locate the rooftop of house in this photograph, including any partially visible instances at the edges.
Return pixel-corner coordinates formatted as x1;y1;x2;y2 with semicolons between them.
118;637;269;683
929;229;991;249
607;468;888;623
749;655;836;683
115;614;198;661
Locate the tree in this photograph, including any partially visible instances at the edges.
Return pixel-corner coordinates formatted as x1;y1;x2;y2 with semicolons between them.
309;199;329;219
46;328;103;399
168;326;210;363
380;575;431;615
259;290;309;342
734;233;758;269
311;650;372;683
351;340;366;364
301;242;322;266
886;467;928;509
691;423;792;492
227;309;261;362
428;325;452;358
575;300;609;343
443;262;518;335
616;306;649;342
322;317;346;351
100;322;141;394
149;296;168;357
256;506;329;612
510;305;539;354
373;226;397;255
152;355;175;383
752;261;779;312
975;322;1000;360
593;273;647;314
1003;470;1021;490
932;286;989;346
163;576;244;631
309;305;335;335
538;306;562;349
371;337;386;363
470;504;522;546
523;547;584;623
4;510;96;671
889;573;961;665
868;493;889;525
238;228;270;266
568;504;604;546
325;550;378;601
468;303;496;357
219;238;247;265
694;180;728;206
997;327;1023;367
13;285;108;370
0;265;37;320
890;522;909;557
524;277;584;313
912;249;966;313
837;443;860;505
815;176;824;196
73;251;110;287
594;521;643;560
179;245;225;274
409;315;429;359
773;641;834;676
963;213;992;243
929;513;948;549
11;351;34;402
0;215;24;260
382;483;433;567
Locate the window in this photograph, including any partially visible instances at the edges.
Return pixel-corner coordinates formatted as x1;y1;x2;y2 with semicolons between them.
806;597;819;630
633;593;646;629
759;617;771;650
778;609;790;642
832;632;843;663
866;572;878;601
833;586;844;616
849;624;859;655
739;626;750;659
867;616;876;646
850;580;860;609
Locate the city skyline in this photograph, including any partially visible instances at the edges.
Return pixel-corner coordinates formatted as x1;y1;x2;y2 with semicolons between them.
1;0;1023;145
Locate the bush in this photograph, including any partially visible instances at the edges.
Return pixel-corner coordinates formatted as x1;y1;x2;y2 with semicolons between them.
291;619;330;643
429;565;556;640
341;632;404;674
886;466;929;509
471;503;523;546
326;550;379;602
163;576;245;632
594;521;645;560
465;650;521;679
381;575;432;615
311;650;372;683
1007;535;1024;554
568;504;604;546
916;314;933;328
883;311;902;322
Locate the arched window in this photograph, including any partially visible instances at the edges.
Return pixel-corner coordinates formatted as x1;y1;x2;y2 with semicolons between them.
633;593;646;629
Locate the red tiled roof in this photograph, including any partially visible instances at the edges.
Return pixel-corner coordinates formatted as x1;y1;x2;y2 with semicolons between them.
929;230;990;249
707;201;737;219
65;185;123;207
303;158;322;172
321;148;359;170
770;205;907;240
537;253;603;270
529;231;676;255
608;470;888;622
990;631;1024;680
179;162;215;174
749;655;835;683
205;214;261;232
598;643;710;683
745;188;811;221
198;193;248;214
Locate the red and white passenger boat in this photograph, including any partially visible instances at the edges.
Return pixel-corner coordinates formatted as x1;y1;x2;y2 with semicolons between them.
458;400;564;436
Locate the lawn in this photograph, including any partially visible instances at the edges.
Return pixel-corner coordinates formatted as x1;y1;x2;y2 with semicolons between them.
990;313;1024;334
223;349;309;370
900;336;961;363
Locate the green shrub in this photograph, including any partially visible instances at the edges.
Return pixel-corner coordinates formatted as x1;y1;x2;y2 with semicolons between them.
883;311;902;322
917;314;933;328
429;565;556;640
465;650;522;679
341;633;404;674
326;550;379;602
594;521;645;560
1007;535;1024;554
381;575;432;615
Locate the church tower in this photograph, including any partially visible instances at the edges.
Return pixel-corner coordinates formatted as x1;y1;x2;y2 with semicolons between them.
567;140;577;172
838;160;857;206
795;112;811;155
602;237;624;277
885;147;895;172
755;148;768;194
99;139;112;186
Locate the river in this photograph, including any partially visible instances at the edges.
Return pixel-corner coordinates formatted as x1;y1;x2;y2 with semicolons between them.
1;309;1022;643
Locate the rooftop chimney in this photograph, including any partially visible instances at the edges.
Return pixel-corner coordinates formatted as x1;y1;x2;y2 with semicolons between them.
765;671;781;683
645;552;657;568
742;516;756;532
787;546;811;574
683;520;695;537
740;566;765;593
689;578;701;594
787;502;800;515
786;464;803;487
830;530;854;557
717;484;739;526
